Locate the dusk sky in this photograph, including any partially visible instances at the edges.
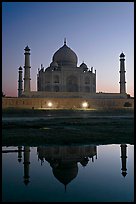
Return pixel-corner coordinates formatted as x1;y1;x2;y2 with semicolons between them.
2;2;134;97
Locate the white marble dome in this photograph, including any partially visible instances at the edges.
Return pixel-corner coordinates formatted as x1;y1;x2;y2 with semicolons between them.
52;43;78;66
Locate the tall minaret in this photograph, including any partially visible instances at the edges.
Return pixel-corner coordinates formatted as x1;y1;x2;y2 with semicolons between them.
119;52;126;94
18;66;23;97
24;46;31;92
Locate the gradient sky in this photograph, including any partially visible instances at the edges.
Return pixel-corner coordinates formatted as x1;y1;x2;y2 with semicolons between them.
2;2;134;97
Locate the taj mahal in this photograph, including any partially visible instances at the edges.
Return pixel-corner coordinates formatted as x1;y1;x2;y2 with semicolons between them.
2;39;134;109
19;39;96;97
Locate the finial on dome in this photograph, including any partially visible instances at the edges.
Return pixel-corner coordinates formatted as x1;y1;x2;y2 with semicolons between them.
64;38;66;45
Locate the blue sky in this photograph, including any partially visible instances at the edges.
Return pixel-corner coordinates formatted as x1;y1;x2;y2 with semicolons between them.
2;2;134;96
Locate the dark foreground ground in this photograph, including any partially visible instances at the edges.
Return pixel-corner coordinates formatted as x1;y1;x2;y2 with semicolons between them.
2;108;134;146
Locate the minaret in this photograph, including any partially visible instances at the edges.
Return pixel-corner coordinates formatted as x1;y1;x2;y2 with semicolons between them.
18;146;22;162
24;46;31;92
95;69;96;93
23;146;30;185
18;66;23;97
119;52;126;94
120;144;127;177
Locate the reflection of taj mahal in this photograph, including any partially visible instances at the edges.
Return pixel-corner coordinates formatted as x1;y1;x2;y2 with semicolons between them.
2;144;128;188
37;145;97;189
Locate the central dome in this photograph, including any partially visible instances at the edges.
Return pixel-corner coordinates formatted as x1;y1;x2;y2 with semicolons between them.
52;41;78;66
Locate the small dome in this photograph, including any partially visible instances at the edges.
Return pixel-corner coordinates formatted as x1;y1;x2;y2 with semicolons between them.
50;61;58;67
120;52;125;57
80;62;87;68
52;42;78;66
45;67;51;72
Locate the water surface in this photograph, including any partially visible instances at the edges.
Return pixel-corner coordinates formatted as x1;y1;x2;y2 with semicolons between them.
2;144;134;202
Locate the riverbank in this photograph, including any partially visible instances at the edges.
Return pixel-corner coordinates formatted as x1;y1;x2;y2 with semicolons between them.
2;109;134;146
2;107;134;117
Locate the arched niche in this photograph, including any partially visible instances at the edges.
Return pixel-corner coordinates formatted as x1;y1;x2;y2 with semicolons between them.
66;75;78;92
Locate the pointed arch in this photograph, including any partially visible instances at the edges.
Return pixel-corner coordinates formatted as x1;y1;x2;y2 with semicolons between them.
66;75;78;92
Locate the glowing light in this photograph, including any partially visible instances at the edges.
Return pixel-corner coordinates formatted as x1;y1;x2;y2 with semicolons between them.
47;102;53;107
82;102;88;108
41;127;51;130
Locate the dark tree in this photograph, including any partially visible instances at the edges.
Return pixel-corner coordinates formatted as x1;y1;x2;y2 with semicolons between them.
2;92;5;97
124;102;132;107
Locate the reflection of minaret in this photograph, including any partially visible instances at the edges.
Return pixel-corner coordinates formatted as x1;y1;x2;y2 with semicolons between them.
18;146;22;162
23;146;30;185
120;144;127;177
96;150;97;159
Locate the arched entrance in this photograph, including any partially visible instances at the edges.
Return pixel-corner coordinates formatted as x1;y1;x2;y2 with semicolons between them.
66;75;78;92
